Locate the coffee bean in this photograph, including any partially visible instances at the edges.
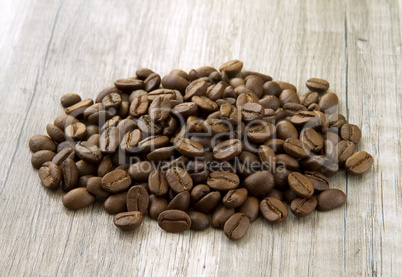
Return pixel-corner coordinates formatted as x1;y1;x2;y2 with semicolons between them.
126;185;149;214
46;124;65;143
206;81;226;101
223;213;250;241
306;78;329;93
229;78;244;88
340;123;361;144
148;195;168;220
203;118;231;135
193;191;221;213
113;211;143;231
188;211;210;230
219;60;243;77
213;139;243;161
114;77;144;92
289;110;318;127
336;140;355;165
62;187;95;210
120;129;142;153
184;80;208;101
300;91;319;107
222;188;248;208
276;154;299;170
284;138;310;159
65;122;87;141
236;91;259;109
137;115;163;136
87;176;111;198
290;198;317;217
104;191;128;214
158;209;191;233
61;93;81;108
241;103;264;122
279;89;300;106
264;139;285;154
328;113;347;133
95;86;121;103
300;128;324;153
78;175;94;187
207;172;240;191
147;146;176;161
288;172;314;198
243;171;275;197
189;66;217;81
211;204;235;228
275;81;297;92
192;95;219;114
129;95;149;117
246;122;276;143
262;81;281;97
161;74;189;94
144;73;161;92
100;115;121;133
31;150;56;169
265;189;284;201
75;141;103;164
65;99;94;117
259;145;276;172
76;160;98;177
97;156;114;177
345;151;374;175
220;102;240;125
101;170;132;193
54;114;80;130
283;103;308;117
259;95;280;110
260;197;288;223
318;92;338;114
29;135;57;153
136;68;154;80
52;147;75;166
167;191;190;211
283;189;297;204
276;121;298;140
304;171;329;192
166;166;193;193
317;189;346;211
149;96;171;122
100;127;120;154
38;162;62;189
175;138;204;157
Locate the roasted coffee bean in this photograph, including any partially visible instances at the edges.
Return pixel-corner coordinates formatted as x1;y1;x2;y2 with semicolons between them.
187;116;205;133
104;191;128;214
223;213;250;241
148;170;169;196
118;100;130;118
276;154;299;171
288;172;314;198
54;114;80;130
126;185;149;214
101;170;132;193
207;172;240;191
138;136;169;153
237;196;259;221
206;82;226;101
259;145;276;172
211;204;235;228
213;139;243;161
137;115;163;136
283;103;308;117
159;156;188;171
220;102;240;125
172;102;199;118
318;92;338;114
279;89;300;106
193;191;221;213
166;167;193;193
290;111;318;127
241;103;264;122
184;80;208;100
260;197;288;223
60;93;81;108
136;68;154;80
84;103;111;125
95;86;121;104
336;140;355;165
87;176;111;198
340;123;361;144
187;161;208;184
283;189;297;204
273;168;291;190
87;134;100;147
300;91;319;107
241;70;272;82
100;127;120;154
219;60;243;77
161;74;189;94
246;122;276;143
265;189;284;201
62;187;95;210
245;76;264;98
276;121;298;140
38;162;62;189
114;77;144;92
324;133;340;148
158;209;191;233
144;73;161;92
328;113;347;133
345;151;374;175
120;129;142;153
147;146;176;162
306;78;329;93
167;191;190;211
97;156;114;177
75;141;103;164
190;184;210;203
78;175;94;187
260;95;280;110
192;95;219;114
290;198;317;217
236;91;259;109
275;81;297;92
229;78;244;88
31;150;56;169
65;122;87;141
203;118;231;135
175;138;204;157
46;124;65;143
149;96;171;122
300;155;325;171
188;211;210;230
100;115;121;133
86;125;100;138
52;147;75;166
148;195;168;220
263;81;281;97
222;188;248;209
264;138;285;154
61;158;78;191
65;99;93;118
284;138;310;159
114;211;143;231
317;189;346;211
129;95;149;117
243;171;275;197
304;171;329;192
29;135;57;153
300;128;324;153
76;160;98;177
189;66;217;80
162;116;178;137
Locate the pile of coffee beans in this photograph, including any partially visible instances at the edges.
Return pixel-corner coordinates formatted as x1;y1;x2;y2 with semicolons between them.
29;60;374;240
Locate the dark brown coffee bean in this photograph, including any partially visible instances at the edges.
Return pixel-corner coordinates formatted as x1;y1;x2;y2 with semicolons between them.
148;170;169;196
223;213;250;241
300;155;325;171
283;189;297;204
263;81;281;97
52;147;75;166
336;140;355;165
87;134;100;147
129;95;149;117
147;146;176;161
213;139;243;161
97;156;114;177
174;138;204;157
62;187;95;210
29;135;57;153
340;123;361;144
126;185;149;214
264;139;285;154
86;125;100;137
99;127;120;154
206;81;226;101
31;150;56;169
84;103;112;125
120;129;141;153
345;151;373;175
184;80;208;101
222;188;248;209
246;122;276;143
318;92;338;114
167;191;190;211
114;77;144;92
207;172;240;191
166;167;193;193
203;118;231;136
188;211;210;230
149;96;171;122
284;138;310;159
279;89;300;106
236;90;259;109
189;66;217;81
191;95;219;114
46;124;65;143
136;68;154;80
243;171;274;197
78;175;94;187
211;204;235;228
245;76;264;98
75;141;103;164
289;111;318;127
219;60;243;77
192;191;221;213
304;171;329;192
328;113;347;133
158;209;191;233
144;73;161;92
306;78;329;93
260;197;288;223
275;81;297;92
241;103;264;122
87;176;111;198
265;189;284;201
229;78;244;88
241;70;272;82
61;158;78;191
276;121;298;140
190;184;210;203
114;211;143;231
75;160;97;177
148;89;183;106
54;114;80;130
300;128;324;153
148;195;168;220
60;93;81;108
259;145;276;172
300;91;319;107
288;172;314;198
118;101;130;118
65;122;87;141
95;86;121;103
137;115;163;136
290;198;317;217
260;95;280;110
104;191;128;214
237;196;260;222
101;92;121;110
101;170;132;193
276;154;299;170
283;103;308;117
161;74;189;93
220;102;240;125
100;115;121;133
38;161;62;189
172;102;198;118
138;136;169;153
317;189;346;211
65;99;94;117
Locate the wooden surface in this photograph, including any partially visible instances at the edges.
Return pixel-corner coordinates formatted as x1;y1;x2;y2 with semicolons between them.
0;0;400;276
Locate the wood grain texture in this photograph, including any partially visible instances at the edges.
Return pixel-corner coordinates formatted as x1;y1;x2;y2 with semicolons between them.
0;0;400;276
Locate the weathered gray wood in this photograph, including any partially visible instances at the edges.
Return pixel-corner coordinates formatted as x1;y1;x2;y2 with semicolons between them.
0;0;400;276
